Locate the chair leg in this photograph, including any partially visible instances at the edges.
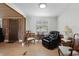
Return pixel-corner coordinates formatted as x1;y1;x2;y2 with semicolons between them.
27;40;30;46
32;39;35;44
23;51;27;56
58;48;61;56
34;39;35;44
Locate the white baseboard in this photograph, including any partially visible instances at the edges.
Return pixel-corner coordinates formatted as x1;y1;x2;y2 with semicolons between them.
19;40;23;43
4;40;9;42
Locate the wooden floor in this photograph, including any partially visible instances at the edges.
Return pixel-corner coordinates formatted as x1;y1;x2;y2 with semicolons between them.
0;41;59;56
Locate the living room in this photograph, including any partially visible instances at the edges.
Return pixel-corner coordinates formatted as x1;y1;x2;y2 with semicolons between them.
0;3;79;56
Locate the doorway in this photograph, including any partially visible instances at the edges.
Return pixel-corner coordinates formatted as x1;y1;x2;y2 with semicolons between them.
9;19;19;42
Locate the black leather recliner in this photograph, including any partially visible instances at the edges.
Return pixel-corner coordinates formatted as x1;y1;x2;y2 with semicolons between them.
42;31;61;49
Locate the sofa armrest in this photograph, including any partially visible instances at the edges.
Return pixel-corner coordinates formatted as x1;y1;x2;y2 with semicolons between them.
42;39;49;43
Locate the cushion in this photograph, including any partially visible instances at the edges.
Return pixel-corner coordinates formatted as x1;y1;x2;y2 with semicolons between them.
59;46;79;56
27;37;35;40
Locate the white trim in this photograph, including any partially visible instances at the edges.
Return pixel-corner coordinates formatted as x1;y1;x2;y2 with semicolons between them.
19;40;23;43
4;39;9;42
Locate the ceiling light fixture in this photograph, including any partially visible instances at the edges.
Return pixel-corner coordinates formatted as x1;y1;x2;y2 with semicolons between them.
39;3;47;8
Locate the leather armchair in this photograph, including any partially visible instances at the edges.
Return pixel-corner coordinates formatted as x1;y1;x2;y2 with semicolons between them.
42;31;61;49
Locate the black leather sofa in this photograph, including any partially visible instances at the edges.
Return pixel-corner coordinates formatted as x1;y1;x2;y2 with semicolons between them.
42;31;61;49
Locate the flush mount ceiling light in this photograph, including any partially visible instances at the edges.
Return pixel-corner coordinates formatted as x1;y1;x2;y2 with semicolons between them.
39;3;47;8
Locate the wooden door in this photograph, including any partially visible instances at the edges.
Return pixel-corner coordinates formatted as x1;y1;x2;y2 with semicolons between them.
9;19;19;42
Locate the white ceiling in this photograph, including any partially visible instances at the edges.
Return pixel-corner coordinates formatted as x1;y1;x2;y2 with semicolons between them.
12;3;70;17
